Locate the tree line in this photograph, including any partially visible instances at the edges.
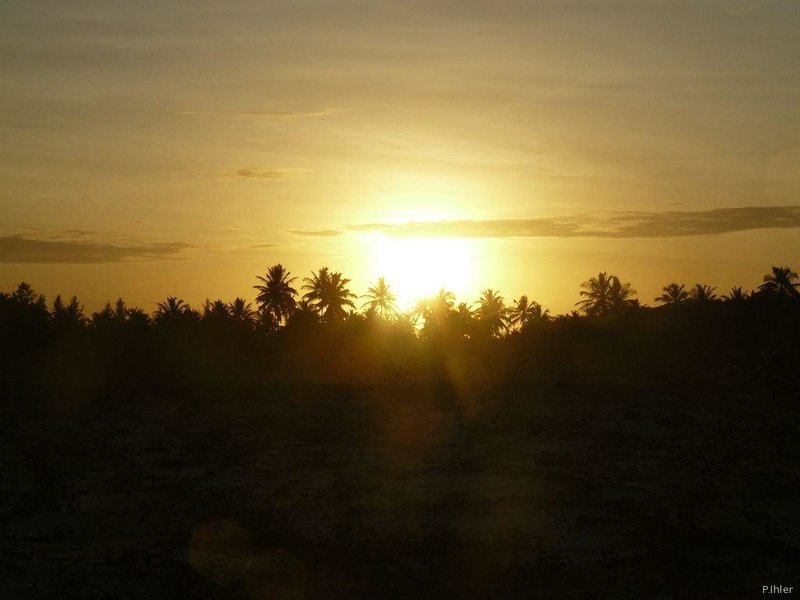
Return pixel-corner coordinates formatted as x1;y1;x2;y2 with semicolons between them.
1;265;797;339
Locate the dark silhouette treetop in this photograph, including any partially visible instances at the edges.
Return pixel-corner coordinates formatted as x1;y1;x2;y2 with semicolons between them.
689;284;717;302
759;266;799;297
576;272;636;316
655;283;688;306
302;267;357;322
254;264;298;326
508;295;549;329
361;277;399;319
476;288;509;338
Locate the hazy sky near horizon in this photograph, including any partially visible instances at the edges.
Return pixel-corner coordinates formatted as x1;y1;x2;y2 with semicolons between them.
1;0;799;311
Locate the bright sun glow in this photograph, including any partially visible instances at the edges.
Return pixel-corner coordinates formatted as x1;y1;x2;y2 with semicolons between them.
369;234;476;310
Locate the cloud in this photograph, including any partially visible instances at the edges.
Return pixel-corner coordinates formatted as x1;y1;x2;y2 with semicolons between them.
348;205;800;239
289;229;343;237
0;235;191;264
179;107;348;120
213;167;310;181
60;229;96;237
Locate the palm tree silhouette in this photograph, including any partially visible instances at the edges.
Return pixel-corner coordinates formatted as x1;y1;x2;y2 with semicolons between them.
411;298;431;327
203;299;231;320
576;272;636;316
228;297;256;324
303;267;330;309
254;264;297;326
758;266;799;297
723;286;749;302
155;296;194;321
455;302;474;322
689;284;717;302
433;288;456;312
609;276;636;309
361;277;398;319
302;267;356;322
413;288;456;329
476;289;509;337
507;295;549;329
453;302;476;338
655;283;688;306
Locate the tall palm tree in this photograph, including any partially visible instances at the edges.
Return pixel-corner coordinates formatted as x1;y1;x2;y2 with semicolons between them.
689;284;717;302
324;271;357;321
476;288;509;337
758;266;799;297
655;283;688;306
361;277;398;319
576;272;636;316
302;267;356;322
254;264;297;326
228;297;256;324
575;272;614;315
507;295;549;329
576;272;614;316
723;286;749;302
302;267;330;309
609;276;636;309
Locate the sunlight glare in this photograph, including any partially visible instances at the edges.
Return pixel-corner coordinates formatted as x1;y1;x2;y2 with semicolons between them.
369;234;476;310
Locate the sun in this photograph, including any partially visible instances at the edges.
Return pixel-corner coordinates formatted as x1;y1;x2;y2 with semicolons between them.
369;234;476;310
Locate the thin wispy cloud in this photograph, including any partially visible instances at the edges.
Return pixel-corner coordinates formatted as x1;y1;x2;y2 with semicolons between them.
232;167;309;181
178;107;349;120
289;229;343;237
346;206;800;239
0;236;191;264
59;229;97;238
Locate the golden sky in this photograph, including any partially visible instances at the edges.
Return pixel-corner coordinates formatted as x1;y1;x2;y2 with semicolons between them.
1;1;799;312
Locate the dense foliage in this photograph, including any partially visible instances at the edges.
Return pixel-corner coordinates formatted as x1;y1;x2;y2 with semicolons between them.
2;265;799;392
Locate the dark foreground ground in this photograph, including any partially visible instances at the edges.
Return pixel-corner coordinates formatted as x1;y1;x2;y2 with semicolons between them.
2;373;798;598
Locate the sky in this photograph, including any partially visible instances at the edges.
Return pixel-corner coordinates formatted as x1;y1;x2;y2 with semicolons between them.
1;0;799;313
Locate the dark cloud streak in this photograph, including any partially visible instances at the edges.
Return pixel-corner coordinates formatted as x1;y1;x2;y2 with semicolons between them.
220;167;309;181
289;229;343;237
0;235;191;264
347;206;800;239
179;108;347;120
